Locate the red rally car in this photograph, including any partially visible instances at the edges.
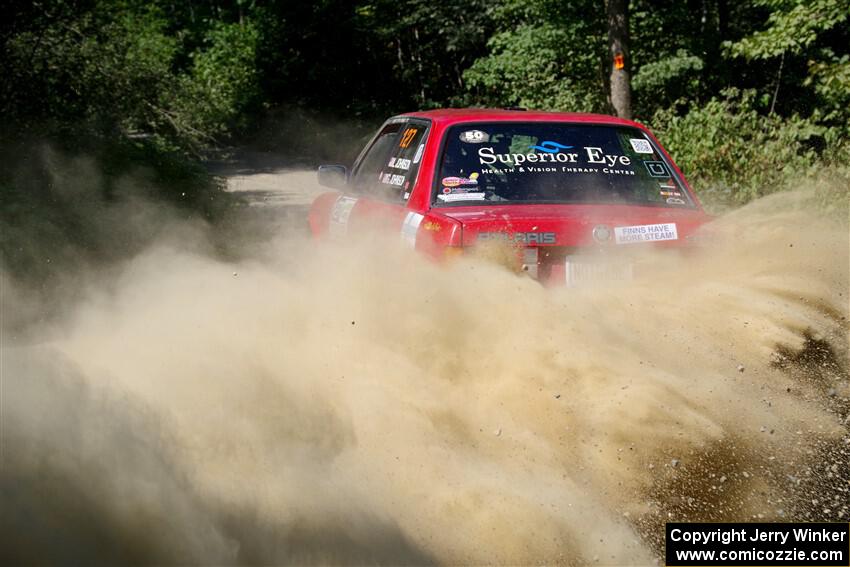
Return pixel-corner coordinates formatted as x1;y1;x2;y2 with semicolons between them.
309;109;711;286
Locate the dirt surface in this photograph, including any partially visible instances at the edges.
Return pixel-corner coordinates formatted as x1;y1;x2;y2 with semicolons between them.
207;149;325;206
206;149;328;242
2;152;849;565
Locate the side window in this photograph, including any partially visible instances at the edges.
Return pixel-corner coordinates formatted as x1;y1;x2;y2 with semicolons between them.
351;121;428;202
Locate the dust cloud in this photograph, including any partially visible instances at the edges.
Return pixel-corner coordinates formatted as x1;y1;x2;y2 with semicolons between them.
1;177;848;564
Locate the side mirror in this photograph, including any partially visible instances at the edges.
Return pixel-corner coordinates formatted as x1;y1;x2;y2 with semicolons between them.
317;165;347;189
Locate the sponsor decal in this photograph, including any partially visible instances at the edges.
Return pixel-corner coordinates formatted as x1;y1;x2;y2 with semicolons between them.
388;156;411;170
644;160;670;178
443;186;477;194
659;190;682;197
441;172;479;187
413;143;425;164
629;138;654;154
329;196;357;237
380;172;406;186
437;192;486;202
529;141;574;153
478;146;632;170
666;197;686;205
400;212;423;248
478;231;556;244
423;221;442;232
614;223;678;244
460;130;489;143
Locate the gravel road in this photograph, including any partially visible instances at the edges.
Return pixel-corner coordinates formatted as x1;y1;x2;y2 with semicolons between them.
206;150;327;238
208;150;325;204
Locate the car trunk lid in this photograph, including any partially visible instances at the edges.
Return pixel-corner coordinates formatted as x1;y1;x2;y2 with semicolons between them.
439;204;710;285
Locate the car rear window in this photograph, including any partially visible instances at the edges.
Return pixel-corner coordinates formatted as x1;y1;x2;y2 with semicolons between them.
351;120;428;201
435;122;693;208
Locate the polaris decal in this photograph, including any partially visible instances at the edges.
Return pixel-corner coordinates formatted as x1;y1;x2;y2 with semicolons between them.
478;232;556;244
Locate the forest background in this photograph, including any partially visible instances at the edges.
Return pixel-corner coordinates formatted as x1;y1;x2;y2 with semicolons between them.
2;0;848;237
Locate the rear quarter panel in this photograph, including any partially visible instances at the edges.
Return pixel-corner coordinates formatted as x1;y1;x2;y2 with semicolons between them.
308;191;344;238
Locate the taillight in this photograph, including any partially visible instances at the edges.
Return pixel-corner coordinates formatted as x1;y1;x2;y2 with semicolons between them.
444;246;464;261
415;214;463;260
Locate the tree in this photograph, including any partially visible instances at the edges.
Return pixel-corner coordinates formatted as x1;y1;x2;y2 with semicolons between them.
606;0;632;119
463;0;607;112
726;0;849;127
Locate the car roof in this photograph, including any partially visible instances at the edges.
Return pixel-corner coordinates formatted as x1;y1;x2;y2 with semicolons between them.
399;108;645;129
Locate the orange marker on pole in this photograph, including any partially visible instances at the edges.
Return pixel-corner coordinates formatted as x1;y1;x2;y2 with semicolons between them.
614;52;625;70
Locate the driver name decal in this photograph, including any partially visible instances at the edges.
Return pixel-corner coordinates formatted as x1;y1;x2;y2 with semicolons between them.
614;223;678;244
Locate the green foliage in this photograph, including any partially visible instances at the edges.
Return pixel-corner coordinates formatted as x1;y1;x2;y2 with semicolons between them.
724;0;850;128
650;89;831;208
633;50;704;110
2;1;260;153
461;0;847;207
464;24;606;111
364;0;494;108
806;51;850;128
166;20;261;150
2;0;848;210
462;0;606;112
0;137;233;286
726;0;849;59
3;6;178;138
1;2;249;277
808;148;850;216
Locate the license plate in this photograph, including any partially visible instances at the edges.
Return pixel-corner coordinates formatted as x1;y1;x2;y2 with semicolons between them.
565;258;633;287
